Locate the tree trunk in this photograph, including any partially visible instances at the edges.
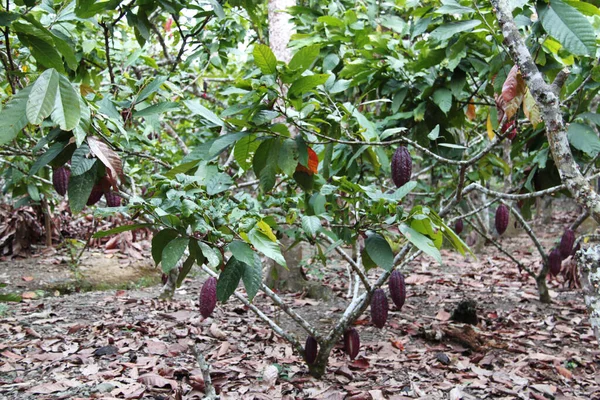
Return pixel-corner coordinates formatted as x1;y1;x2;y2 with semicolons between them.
577;245;600;344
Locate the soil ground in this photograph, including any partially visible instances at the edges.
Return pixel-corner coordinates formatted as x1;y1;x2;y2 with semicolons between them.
0;205;599;400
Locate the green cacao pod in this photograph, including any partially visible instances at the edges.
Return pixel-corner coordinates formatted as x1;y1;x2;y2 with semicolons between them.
104;191;121;207
389;270;406;310
199;277;217;318
548;248;562;276
454;219;463;235
391;146;412;188
86;184;104;206
343;328;360;360
305;336;318;365
559;229;575;260
495;205;509;235
52;167;70;196
370;289;388;328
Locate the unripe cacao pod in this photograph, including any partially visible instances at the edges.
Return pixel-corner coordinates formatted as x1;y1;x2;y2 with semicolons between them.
495;205;509;235
370;289;388;328
454;219;463;235
391;146;412;188
548;248;562;276
104;191;121;207
389;270;406;310
199;277;217;318
53;167;70;196
87;184;103;206
559;229;575;260
305;336;318;365
343;328;360;360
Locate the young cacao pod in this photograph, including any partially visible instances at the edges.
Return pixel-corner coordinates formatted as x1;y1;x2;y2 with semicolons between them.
389;270;406;310
199;277;217;318
370;289;388;328
559;229;575;260
343;328;360;360
305;336;318;365
52;167;70;196
87;184;104;206
391;146;412;188
454;219;464;235
104;191;121;207
495;205;509;235
548;248;562;276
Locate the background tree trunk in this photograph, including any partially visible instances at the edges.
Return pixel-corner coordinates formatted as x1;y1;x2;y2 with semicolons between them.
577;245;600;344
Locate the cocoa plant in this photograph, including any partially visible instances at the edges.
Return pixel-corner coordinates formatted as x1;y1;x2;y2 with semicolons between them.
370;289;389;328
52;167;70;196
391;146;412;188
389;270;406;310
343;328;360;360
199;277;217;318
495;204;509;235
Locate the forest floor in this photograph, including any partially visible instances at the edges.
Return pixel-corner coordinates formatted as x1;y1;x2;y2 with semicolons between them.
0;205;599;400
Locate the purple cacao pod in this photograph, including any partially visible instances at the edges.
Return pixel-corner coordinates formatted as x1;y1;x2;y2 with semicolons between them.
104;190;121;207
161;273;168;285
305;336;318;365
391;146;412;188
87;184;103;206
548;248;562;276
571;242;580;257
53;167;70;196
454;219;464;235
370;289;388;328
389;270;406;310
343;328;360;360
199;277;217;318
495;205;509;235
559;229;575;260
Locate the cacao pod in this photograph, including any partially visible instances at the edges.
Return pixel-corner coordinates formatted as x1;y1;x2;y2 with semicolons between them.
548;248;562;276
52;167;70;196
388;270;406;310
495;205;509;235
454;219;463;235
199;277;217;318
559;229;575;260
370;289;388;328
571;242;580;257
305;336;318;365
161;273;168;285
87;184;103;206
104;191;121;207
391;146;412;188
343;328;360;360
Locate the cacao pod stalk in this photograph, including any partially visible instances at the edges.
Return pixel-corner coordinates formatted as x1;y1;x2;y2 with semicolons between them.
199;277;217;318
559;229;575;260
391;146;412;188
305;336;318;365
389;270;406;310
495;204;509;235
343;328;360;360
370;289;388;328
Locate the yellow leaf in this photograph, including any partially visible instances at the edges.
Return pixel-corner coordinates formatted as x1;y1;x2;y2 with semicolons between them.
257;220;277;242
239;232;249;242
523;89;542;128
487;113;495;140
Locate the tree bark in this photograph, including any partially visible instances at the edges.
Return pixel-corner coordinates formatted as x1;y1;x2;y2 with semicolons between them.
577;245;600;344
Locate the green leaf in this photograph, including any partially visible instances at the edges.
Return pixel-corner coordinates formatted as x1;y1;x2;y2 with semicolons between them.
93;223;154;239
0;85;32;145
185;99;225;127
0;11;20;26
17;34;65;72
289;45;320;72
68;163;97;213
430;20;481;41
135;76;167;104
253;138;280;192
71;144;95;176
538;0;596;56
75;0;122;18
228;240;255;266
151;229;179;265
577;112;600;125
436;0;474;14
432;88;453;114
29;141;68;176
288;74;330;98
161;237;189;273
27;69;59;125
198;242;221;268
234;134;260;170
176;253;196;288
301;215;321;238
206;173;233;195
399;223;442;263
568;123;600;157
278;139;298;177
253;44;277;75
133;102;179;117
52;74;81;131
365;233;394;271
248;229;286;267
217;257;244;302
0;293;22;302
242;253;262;301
